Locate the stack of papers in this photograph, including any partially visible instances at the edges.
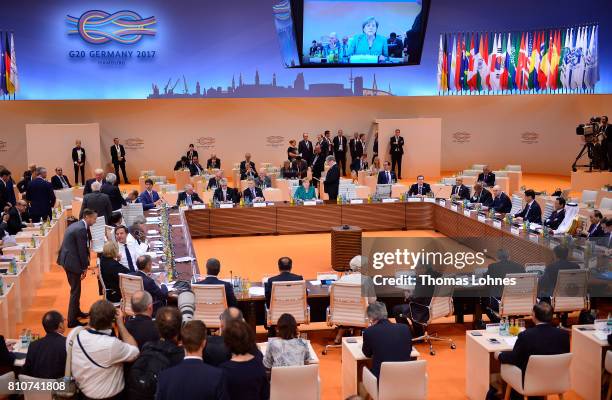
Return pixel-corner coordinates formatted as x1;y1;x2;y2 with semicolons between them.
503;337;518;347
175;256;194;263
249;286;265;296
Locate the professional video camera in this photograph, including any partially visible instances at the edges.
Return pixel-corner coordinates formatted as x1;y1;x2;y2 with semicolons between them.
576;117;602;140
573;117;604;172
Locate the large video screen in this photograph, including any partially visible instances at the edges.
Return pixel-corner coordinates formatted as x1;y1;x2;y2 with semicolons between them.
300;0;428;66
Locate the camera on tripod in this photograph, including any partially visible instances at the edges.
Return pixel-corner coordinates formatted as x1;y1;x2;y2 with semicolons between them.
573;117;604;172
576;117;601;138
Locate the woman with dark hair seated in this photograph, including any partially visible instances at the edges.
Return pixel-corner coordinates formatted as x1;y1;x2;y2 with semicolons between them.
99;241;130;303
220;320;269;400
263;313;309;368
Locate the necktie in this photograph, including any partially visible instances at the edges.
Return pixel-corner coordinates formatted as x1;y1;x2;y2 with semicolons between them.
525;204;531;219
60;176;67;188
223;190;227;201
418;185;422;195
251;188;256;198
186;194;192;206
124;244;135;272
386;172;390;183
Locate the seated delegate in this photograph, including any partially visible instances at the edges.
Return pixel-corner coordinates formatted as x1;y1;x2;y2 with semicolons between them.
346;16;389;62
293;178;316;201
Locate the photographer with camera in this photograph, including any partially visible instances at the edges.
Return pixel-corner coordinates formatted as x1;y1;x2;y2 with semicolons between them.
601;115;612;170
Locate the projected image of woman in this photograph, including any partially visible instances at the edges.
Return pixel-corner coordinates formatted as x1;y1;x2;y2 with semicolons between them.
347;16;388;61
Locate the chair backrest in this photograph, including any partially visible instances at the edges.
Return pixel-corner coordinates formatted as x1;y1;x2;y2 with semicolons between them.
270;364;319;400
600;197;612;210
379;360;428;400
552;269;589;312
329;282;368;328
524;263;546;277
19;375;54;400
118;273;144;316
581;190;597;204
510;195;524;215
505;165;522;171
523;353;572;395
191;284;228;329
493;170;508;177
427;285;454;322
268;280;308;325
471;164;487;171
605;350;612;374
462;169;480;177
500;273;538;317
0;372;15;397
542;202;554;221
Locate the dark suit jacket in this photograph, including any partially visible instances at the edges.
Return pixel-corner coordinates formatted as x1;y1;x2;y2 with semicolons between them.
0;335;15;374
350;159;368;173
389;136;404;155
265;271;304;305
377;170;396;185
540;259;580;296
203;335;263;367
349;138;358;159
499;323;570;376
477;172;496;187
84;178;106;195
544;209;566;230
485;260;525;297
213;187;238;203
515;200;542;224
110;144;126;164
186;149;199;161
408;183;431;196
57;220;90;274
470;188;493;207
100;256;130;303
240;170;259;181
585;222;605;238
72;146;86;164
6;206;26;235
311;154;325;183
0;179;8;209
80;192;112;224
101;183;126;211
189;162;205;177
139;190;161;211
491;192;512;213
206;158;221;169
195;276;238;308
451;184;471;200
125;315;160;350
174;160;189;171
362;319;413;378
239;161;256;174
207;177;221;190
177;191;203;206
131;271;168;313
21;332;66;379
333;136;348;154
25;178;56;220
156;358;227;400
242;187;264;203
51;175;71;190
324;164;340;199
298;140;314;164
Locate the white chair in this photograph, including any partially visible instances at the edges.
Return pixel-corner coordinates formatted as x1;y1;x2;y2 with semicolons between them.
524;263;546;277
0;371;15;399
510;195;524;215
542;202;554;221
605;350;612;400
472;164;487;171
494;170;508;177
505;165;522;171
323;281;368;354
118;273;144;316
266;280;309;326
501;353;572;400
19;375;54;400
462;169;480;177
600;197;612;210
498;273;538;318
270;364;320;400
552;269;589;315
405;285;455;355
363;360;428;400
191;284;228;329
581;190;598;205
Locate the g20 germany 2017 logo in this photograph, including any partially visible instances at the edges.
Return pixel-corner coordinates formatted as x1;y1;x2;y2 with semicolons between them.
67;10;157;45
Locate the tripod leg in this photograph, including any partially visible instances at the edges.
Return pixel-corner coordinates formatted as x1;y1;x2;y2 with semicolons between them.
572;144;588;172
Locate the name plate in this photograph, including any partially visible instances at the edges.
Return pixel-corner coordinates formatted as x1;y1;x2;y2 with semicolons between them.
350;199;364;204
463;210;471;217
493;220;502;229
424;198;436;203
407;197;421;202
477;215;486;222
451;205;458;211
303;200;317;206
438;199;446;207
253;202;267;208
382;198;398;203
510;227;520;235
192;204;206;210
219;203;234;209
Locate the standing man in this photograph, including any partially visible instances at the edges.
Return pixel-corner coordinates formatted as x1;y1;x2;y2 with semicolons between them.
80;181;112;224
333;129;348;176
110;138;130;184
298;133;314;166
25;167;56;223
311;145;325;187
72;140;86;186
324;156;340;201
389;129;404;180
323;130;333;158
349;132;359;163
357;133;367;159
239;153;256;176
600;115;611;170
57;208;97;327
0;169;11;210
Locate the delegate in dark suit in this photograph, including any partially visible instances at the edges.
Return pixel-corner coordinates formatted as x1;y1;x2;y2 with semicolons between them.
377;170;396;185
131;270;168;314
99;255;130;303
350;158;368;173
242;186;264;203
498;323;570;375
239;160;256;175
477;172;496;187
72;146;86;185
514;200;542;224
310;153;325;185
408;183;431;196
51;175;72;190
362;319;413;378
101;182;127;211
0;335;15;374
323;163;340;201
156;358;227;400
139;190;161;211
539;259;580;296
213;187;238;203
544;208;566;230
450;184;470;200
333;135;348;176
584;222;605;238
110;143;129;184
21;331;66;379
206;158;221;169
389;135;405;179
189;162;205;177
491;192;512;213
195;276;238;308
83;178;106;195
125;315;160;350
177;191;203;206
25;177;56;222
298;140;314;165
80;191;113;224
265;271;303;306
6;206;26;235
57;220;90;325
470;188;493;207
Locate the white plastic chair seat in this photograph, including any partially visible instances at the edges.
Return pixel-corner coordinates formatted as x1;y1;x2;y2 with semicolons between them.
19;375;55;400
270;364;319;400
462;169;480;176
192;283;228;329
363;360;428;400
501;353;572;397
581;189;597;204
600;197;612;210
472;164;487;171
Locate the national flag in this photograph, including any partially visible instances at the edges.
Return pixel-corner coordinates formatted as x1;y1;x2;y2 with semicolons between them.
442;34;449;91
460;33;469;90
538;31;550;89
450;35;457;91
466;33;478;90
3;32;12;95
8;33;18;94
529;31;541;90
0;32;6;96
478;32;490;90
570;27;586;89
515;33;525;89
495;33;505;90
584;25;599;89
437;34;444;91
560;28;572;89
549;30;561;90
500;33;512;91
454;33;462;90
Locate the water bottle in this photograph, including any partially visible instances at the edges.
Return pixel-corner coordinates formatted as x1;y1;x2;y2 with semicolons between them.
499;317;508;336
9;258;17;274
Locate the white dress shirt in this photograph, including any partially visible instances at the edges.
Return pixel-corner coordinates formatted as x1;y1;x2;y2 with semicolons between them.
67;328;139;399
118;238;146;270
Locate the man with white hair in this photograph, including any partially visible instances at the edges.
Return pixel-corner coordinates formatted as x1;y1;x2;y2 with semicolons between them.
84;168;107;194
176;184;203;207
80;180;112;224
101;173;127;211
477;165;495;187
213;178;238;203
490;185;512;213
256;168;272;189
25;167;56;222
323;155;340;201
207;170;223;190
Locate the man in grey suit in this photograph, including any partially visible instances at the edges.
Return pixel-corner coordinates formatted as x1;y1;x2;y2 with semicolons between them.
57;209;97;327
80;181;112;224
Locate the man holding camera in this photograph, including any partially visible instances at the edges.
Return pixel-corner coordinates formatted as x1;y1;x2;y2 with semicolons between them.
601;115;612;171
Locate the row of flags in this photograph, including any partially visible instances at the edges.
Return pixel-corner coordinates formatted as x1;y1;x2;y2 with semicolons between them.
436;25;599;94
0;31;19;97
